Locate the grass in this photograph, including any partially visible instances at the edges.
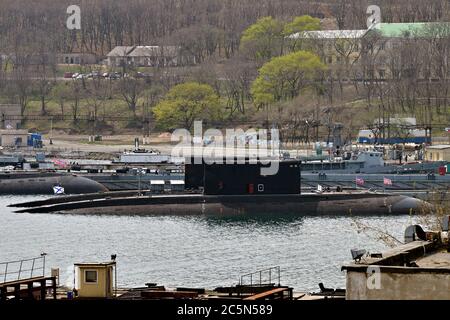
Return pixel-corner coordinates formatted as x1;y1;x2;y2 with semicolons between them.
23;96;136;133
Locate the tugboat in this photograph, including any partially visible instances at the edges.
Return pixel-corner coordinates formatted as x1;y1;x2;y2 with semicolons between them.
113;138;183;165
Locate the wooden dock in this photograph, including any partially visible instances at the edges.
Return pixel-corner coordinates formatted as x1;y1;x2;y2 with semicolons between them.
0;276;57;301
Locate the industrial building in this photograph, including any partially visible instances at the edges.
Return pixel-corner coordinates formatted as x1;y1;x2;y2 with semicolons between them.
0;130;29;147
342;219;450;300
426;145;450;162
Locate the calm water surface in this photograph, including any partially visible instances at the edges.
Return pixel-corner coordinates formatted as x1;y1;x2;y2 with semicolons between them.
0;195;416;291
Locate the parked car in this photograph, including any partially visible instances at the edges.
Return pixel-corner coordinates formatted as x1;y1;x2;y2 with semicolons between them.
64;72;74;79
72;73;80;79
109;72;121;80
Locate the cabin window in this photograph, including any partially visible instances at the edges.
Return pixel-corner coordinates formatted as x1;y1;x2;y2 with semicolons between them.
85;270;98;283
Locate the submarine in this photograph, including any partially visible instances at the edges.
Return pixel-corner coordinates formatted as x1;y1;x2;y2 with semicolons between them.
10;159;427;216
0;171;108;195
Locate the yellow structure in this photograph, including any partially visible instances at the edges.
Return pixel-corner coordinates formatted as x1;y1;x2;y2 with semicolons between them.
425;145;450;162
74;261;116;298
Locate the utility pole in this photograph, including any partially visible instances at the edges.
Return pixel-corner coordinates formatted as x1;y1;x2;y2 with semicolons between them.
89;111;96;142
49;116;53;145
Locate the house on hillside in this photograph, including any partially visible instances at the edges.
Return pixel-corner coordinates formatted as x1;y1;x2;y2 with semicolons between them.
127;46;180;67
105;46;135;67
56;53;97;65
106;45;193;67
288;29;368;65
288;22;450;80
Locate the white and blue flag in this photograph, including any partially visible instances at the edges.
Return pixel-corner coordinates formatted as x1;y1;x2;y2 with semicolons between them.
53;185;65;195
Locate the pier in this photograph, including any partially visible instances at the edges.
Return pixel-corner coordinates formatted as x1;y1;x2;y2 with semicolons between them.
0;255;57;301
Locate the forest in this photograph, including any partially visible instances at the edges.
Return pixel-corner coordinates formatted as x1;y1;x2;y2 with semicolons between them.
0;0;449;144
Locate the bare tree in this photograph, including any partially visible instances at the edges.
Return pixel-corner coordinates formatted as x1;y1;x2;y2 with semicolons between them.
116;77;145;117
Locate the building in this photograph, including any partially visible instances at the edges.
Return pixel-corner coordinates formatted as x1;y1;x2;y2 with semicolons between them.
368;22;450;80
288;22;450;80
342;219;450;300
0;104;22;129
0;129;29;147
105;46;135;67
425;145;450;161
358;117;431;145
74;261;116;298
56;53;97;65
288;29;368;65
127;46;179;67
106;45;191;67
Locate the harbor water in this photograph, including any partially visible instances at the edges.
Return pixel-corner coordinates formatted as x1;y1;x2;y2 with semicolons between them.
0;195;415;291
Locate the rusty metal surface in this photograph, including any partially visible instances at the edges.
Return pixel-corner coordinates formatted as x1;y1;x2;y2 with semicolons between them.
140;290;198;299
243;287;292;300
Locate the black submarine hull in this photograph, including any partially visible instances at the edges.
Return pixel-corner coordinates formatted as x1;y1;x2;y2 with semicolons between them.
0;173;108;195
12;192;426;216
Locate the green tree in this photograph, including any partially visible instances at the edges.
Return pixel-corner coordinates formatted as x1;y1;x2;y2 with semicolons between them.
240;17;285;62
251;50;326;108
153;82;221;130
284;15;321;52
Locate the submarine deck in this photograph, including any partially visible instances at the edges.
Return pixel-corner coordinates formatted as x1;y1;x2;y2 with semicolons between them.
10;191;425;216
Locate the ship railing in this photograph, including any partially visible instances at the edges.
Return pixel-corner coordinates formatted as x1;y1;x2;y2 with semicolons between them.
0;254;46;284
239;266;281;287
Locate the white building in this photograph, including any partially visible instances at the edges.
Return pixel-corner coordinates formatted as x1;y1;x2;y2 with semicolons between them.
106;46;187;67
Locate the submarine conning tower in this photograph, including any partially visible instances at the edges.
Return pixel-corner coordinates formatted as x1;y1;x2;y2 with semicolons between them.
184;157;301;195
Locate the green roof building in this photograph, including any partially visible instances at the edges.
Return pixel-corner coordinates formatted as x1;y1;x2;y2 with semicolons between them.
370;22;450;38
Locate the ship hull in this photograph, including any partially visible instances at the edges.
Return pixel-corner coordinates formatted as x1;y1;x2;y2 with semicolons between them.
0;173;108;195
13;193;426;216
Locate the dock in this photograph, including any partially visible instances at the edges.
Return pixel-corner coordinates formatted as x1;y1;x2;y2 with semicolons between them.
0;255;57;301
